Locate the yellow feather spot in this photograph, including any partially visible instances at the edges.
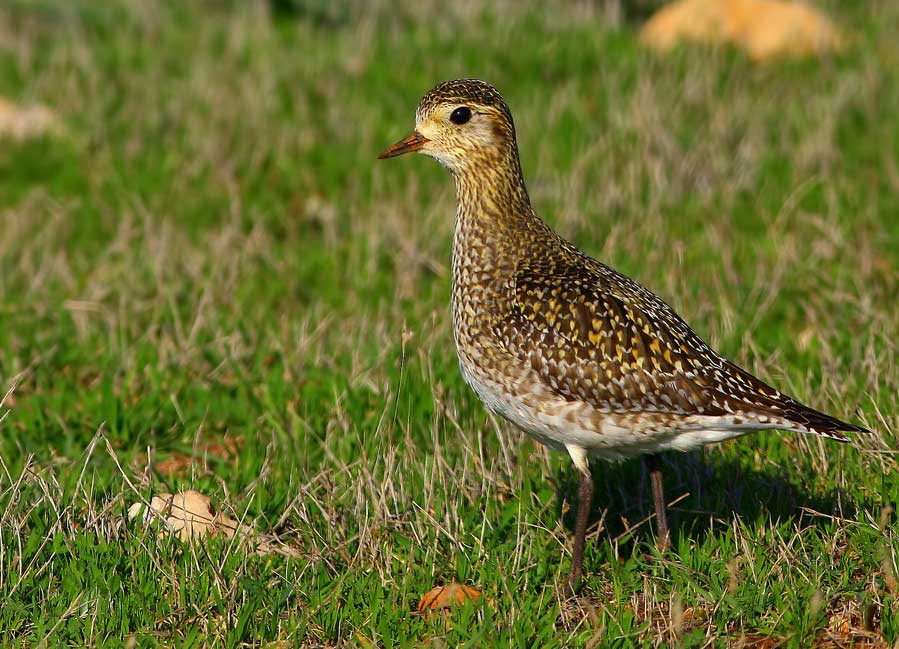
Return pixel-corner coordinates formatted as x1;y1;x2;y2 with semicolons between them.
664;349;673;364
650;340;661;354
631;349;640;360
589;331;601;345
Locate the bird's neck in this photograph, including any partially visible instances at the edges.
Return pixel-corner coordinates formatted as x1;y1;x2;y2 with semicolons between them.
451;148;543;251
450;146;554;321
448;146;556;348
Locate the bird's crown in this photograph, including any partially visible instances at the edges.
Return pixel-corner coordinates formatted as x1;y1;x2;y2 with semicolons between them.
415;79;513;125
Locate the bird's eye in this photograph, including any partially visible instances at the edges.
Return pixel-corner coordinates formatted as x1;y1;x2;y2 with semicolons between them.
450;106;472;125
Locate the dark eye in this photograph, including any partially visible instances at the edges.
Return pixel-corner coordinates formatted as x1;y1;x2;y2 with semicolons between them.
450;106;472;125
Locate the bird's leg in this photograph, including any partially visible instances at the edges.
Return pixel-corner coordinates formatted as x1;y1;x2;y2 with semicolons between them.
644;453;670;551
568;467;594;591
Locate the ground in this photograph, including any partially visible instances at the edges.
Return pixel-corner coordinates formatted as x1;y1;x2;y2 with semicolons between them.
0;0;897;646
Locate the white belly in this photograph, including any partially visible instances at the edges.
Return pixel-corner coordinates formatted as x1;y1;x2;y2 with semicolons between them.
458;357;770;461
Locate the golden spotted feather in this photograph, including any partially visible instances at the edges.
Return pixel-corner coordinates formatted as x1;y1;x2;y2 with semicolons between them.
496;238;864;441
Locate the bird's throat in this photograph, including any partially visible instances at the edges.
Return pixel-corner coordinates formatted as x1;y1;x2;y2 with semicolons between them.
451;148;535;240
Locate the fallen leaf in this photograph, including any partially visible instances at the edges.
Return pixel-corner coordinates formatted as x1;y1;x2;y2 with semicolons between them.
416;583;483;613
681;606;706;622
128;490;301;558
0;97;60;140
154;454;194;478
734;636;781;649
640;0;843;62
155;436;244;478
826;598;884;644
627;592;709;639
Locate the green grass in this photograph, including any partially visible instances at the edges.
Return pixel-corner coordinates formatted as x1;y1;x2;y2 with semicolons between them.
0;0;897;646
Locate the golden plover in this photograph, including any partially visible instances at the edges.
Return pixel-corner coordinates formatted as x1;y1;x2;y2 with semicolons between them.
379;79;867;588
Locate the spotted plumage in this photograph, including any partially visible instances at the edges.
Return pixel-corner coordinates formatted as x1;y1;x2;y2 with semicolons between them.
379;78;868;585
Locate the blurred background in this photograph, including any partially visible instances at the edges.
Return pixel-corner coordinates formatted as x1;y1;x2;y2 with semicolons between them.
0;0;897;645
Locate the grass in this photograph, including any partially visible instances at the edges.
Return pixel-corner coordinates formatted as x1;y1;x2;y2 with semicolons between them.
0;0;897;646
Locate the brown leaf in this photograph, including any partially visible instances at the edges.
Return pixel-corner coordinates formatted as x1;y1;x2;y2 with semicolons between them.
128;490;301;558
733;636;781;649
681;606;706;622
154;454;194;478
155;436;245;478
0;97;60;140
128;490;235;542
825;598;885;647
416;583;483;613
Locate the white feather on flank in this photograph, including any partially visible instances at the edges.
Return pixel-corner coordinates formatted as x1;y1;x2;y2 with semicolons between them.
459;361;846;462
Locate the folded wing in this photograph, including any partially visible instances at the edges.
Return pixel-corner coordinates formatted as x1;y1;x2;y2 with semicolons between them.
494;248;865;439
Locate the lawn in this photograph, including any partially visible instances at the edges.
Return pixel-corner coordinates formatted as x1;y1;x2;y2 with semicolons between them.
0;0;897;646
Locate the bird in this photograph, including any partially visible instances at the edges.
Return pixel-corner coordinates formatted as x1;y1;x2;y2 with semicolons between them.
378;79;868;590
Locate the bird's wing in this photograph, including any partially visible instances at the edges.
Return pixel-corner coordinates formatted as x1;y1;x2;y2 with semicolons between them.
495;251;864;438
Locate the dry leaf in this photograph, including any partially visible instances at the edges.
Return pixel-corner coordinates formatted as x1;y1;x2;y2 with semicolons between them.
154;455;195;478
640;0;843;62
826;599;884;645
128;490;301;558
155;436;244;477
734;636;781;649
0;98;60;140
681;606;706;622
416;583;483;613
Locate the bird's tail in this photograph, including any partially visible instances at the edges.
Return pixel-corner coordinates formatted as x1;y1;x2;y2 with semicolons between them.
779;398;870;442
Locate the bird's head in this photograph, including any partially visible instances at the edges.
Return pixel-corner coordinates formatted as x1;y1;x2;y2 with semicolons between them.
378;79;517;174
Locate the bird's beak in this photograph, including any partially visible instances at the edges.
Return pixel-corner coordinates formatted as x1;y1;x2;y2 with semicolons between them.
378;131;429;159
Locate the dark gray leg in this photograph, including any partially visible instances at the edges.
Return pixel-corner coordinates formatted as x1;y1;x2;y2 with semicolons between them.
568;468;594;590
644;453;670;551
